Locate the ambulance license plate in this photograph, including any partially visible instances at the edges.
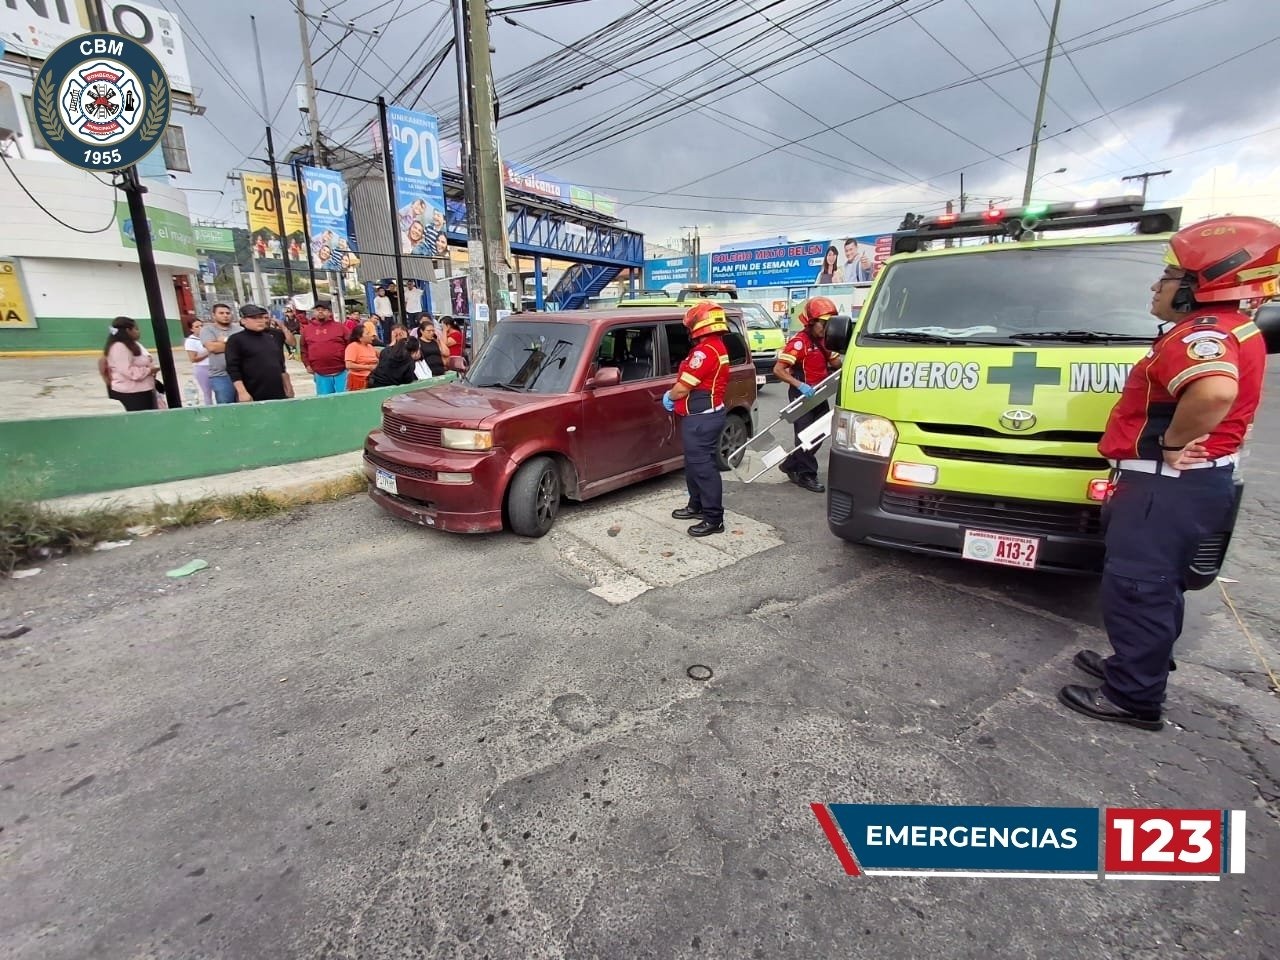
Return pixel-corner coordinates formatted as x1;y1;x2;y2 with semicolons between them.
375;468;398;496
961;529;1040;569
755;374;766;386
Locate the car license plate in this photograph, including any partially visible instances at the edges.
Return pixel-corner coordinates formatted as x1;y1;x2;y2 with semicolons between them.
961;529;1040;569
755;374;766;386
375;468;398;496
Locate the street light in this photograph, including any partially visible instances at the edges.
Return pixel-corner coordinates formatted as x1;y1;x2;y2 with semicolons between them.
1033;167;1067;185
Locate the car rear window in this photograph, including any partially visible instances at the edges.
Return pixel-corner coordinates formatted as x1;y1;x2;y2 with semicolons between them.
862;241;1167;343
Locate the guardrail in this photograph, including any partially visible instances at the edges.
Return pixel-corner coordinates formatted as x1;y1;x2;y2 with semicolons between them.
0;374;456;500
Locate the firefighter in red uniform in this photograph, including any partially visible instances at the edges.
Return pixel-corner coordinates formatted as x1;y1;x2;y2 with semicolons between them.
772;296;842;492
1059;216;1280;730
664;301;731;537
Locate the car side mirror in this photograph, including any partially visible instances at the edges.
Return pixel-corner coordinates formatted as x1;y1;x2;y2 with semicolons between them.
446;356;467;373
825;314;854;353
587;366;621;389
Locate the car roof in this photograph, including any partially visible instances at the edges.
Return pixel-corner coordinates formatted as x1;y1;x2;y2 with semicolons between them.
496;307;745;326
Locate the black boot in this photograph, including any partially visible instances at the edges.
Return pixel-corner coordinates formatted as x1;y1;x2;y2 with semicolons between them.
687;520;725;537
671;505;702;520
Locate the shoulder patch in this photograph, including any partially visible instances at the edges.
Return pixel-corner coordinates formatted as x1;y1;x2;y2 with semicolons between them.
1188;338;1227;360
688;350;705;370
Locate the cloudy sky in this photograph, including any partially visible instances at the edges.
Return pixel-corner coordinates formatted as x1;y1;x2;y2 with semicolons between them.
169;0;1280;250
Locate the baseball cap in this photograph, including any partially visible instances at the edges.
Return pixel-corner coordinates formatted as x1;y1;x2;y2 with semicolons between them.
239;304;269;318
314;297;333;309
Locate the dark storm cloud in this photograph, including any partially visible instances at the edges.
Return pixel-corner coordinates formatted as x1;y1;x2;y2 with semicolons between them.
175;0;1277;240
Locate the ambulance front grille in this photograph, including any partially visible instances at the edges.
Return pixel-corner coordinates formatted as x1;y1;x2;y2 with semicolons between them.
880;486;1103;537
919;446;1109;472
916;422;1102;444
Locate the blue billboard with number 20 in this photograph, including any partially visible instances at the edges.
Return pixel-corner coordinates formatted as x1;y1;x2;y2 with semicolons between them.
386;106;447;259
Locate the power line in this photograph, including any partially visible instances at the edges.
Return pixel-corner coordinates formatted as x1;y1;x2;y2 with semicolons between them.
1;152;118;234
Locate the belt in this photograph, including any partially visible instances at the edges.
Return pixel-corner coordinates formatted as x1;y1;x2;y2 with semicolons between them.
685;404;725;415
1110;454;1237;478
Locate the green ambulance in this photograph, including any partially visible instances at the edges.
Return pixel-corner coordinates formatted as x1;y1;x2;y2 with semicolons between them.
820;197;1244;585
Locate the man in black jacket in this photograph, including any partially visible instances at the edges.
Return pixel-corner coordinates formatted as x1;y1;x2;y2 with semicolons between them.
227;305;295;402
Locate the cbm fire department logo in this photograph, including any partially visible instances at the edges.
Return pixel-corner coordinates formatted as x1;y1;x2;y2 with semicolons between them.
33;33;170;174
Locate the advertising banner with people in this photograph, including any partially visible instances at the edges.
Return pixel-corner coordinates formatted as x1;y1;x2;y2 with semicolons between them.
386;106;448;259
240;172;305;263
301;166;358;271
708;235;893;288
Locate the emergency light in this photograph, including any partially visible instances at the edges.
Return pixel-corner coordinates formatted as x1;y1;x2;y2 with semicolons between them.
891;196;1181;254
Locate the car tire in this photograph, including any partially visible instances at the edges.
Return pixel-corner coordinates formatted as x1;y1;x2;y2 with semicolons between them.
716;412;751;471
507;456;562;537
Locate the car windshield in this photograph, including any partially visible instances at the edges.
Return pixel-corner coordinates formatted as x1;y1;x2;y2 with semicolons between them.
861;241;1167;344
740;305;778;330
465;321;587;393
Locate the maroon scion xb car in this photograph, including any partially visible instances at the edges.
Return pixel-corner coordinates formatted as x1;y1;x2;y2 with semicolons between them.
363;308;757;536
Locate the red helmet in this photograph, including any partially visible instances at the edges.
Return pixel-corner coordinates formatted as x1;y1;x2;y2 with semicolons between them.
801;296;839;324
1164;216;1280;303
684;300;729;338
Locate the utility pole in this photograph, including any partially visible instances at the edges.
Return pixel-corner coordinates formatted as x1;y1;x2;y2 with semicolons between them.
452;0;484;327
87;2;181;408
295;0;325;166
251;15;295;299
1021;0;1062;207
682;226;701;282
1122;169;1172;202
959;172;966;212
944;199;954;248
462;0;511;353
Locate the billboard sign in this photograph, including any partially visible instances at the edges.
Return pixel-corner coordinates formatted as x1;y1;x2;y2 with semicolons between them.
642;256;696;288
300;166;358;269
386;105;447;258
240;172;305;263
709;235;893;289
193;225;235;252
117;201;195;258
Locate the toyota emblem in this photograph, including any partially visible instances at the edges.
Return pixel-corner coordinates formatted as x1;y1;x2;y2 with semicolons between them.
999;409;1036;431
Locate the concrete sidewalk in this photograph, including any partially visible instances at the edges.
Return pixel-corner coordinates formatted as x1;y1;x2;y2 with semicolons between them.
43;451;365;514
0;352;317;422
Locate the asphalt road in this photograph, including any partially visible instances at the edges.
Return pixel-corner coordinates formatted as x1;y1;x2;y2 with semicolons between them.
2;376;1279;960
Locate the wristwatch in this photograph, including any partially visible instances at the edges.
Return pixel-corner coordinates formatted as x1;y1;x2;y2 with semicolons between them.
1158;434;1184;451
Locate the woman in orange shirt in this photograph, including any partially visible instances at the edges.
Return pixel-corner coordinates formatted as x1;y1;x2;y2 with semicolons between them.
344;321;378;390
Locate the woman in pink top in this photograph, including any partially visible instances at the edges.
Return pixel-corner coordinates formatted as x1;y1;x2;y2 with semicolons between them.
103;317;158;411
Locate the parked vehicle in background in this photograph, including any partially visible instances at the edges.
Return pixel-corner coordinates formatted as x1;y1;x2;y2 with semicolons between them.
364;308;757;536
619;284;785;386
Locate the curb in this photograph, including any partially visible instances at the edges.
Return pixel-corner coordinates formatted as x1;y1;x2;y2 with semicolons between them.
0;350;104;358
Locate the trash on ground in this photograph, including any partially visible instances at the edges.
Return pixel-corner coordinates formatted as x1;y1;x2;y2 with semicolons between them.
11;568;42;579
126;524;158;537
165;559;209;579
93;540;133;552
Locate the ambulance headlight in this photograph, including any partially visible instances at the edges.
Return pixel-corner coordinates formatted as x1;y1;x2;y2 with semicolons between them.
833;410;896;458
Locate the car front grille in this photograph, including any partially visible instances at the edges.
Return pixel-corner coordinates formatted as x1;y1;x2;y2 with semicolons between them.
915;422;1103;444
364;452;437;482
880;485;1102;537
918;445;1109;472
382;411;442;447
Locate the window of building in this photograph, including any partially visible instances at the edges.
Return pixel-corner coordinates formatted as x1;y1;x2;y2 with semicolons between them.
20;96;49;150
161;125;190;172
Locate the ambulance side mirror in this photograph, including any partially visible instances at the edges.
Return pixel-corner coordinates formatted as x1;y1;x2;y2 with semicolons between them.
824;315;854;353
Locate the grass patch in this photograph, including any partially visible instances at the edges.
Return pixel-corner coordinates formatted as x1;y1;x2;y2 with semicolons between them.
1;471;367;576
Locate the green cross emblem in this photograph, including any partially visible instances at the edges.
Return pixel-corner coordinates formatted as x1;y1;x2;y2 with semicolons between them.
987;352;1061;404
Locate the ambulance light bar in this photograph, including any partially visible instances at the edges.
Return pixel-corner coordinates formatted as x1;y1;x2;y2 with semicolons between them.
677;284;739;301
893;196;1182;254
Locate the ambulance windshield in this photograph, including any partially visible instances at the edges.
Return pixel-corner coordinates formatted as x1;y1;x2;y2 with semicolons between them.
862;241;1167;344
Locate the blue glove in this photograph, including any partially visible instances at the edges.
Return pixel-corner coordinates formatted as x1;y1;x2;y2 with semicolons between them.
661;392;675;412
797;383;815;398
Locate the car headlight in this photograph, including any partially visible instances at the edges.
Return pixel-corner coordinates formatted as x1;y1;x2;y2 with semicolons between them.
833;410;896;458
440;428;493;451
